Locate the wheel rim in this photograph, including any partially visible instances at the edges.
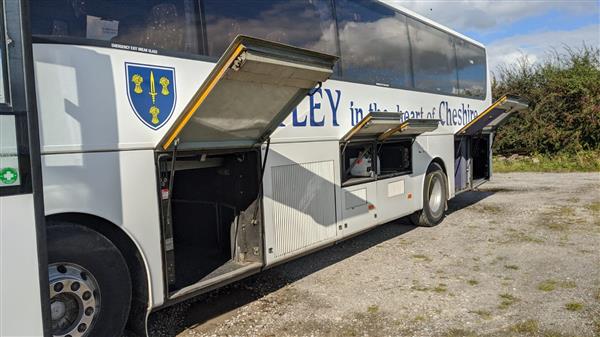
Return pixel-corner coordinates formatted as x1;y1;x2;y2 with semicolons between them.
49;263;100;337
428;177;444;215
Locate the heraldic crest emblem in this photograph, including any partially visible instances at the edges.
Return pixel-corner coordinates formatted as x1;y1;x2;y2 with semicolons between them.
125;63;176;130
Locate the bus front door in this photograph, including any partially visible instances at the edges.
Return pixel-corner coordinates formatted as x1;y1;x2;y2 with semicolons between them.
0;1;50;336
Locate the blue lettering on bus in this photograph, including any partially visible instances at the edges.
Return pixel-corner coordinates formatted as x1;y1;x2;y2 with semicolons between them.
282;89;479;128
292;107;307;127
325;89;341;126
309;89;325;126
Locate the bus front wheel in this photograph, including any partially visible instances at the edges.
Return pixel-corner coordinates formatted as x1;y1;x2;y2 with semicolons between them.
47;222;131;337
411;163;448;227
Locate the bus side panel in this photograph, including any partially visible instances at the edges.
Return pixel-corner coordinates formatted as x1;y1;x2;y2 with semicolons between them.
262;141;341;266
341;181;378;235
374;175;420;224
0;194;46;336
33;44;211;154
41;150;165;308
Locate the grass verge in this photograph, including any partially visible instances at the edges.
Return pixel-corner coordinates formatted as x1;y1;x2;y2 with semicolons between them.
493;151;600;172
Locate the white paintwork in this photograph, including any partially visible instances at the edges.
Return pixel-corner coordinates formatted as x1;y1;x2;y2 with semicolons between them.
387;180;405;198
1;194;45;337
345;188;367;209
31;3;491;313
42;150;164;307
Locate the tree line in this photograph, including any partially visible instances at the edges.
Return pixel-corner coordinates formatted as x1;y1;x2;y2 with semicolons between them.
492;46;600;155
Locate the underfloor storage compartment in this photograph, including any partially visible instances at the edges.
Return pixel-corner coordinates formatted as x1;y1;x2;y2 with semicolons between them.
341;142;376;186
454;95;529;193
454;134;492;193
377;140;412;177
159;151;263;293
471;135;490;181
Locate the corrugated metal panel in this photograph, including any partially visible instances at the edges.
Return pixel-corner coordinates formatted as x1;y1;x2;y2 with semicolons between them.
271;161;337;258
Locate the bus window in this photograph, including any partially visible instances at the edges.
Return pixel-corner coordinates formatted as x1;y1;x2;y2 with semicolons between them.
456;39;487;98
30;0;201;54
335;0;412;88
0;115;21;188
0;60;4;103
0;19;20;189
202;0;338;58
0;12;6;105
408;18;459;95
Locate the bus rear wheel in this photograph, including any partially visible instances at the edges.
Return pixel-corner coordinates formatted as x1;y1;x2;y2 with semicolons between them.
47;222;131;337
410;163;447;227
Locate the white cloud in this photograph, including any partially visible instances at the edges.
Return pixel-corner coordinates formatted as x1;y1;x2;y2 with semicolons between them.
386;1;599;69
486;24;600;71
391;0;599;31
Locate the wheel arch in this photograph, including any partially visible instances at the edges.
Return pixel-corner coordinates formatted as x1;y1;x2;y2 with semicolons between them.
425;157;450;204
428;157;447;176
46;212;150;336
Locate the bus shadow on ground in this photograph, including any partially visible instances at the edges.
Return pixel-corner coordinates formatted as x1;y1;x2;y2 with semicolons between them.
146;189;494;337
446;188;496;215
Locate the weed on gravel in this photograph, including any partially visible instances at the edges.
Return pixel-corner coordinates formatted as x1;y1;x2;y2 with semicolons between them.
432;283;448;293
444;328;478;337
411;254;432;262
537;279;577;291
585;201;600;213
501;228;545;244
510;319;539;334
564;302;583;311
470;309;492;320
499;293;519;309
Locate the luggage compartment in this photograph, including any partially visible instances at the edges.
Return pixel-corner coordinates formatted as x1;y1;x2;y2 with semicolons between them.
340;113;439;186
158;150;262;293
454;134;491;192
154;36;338;297
454;95;529;193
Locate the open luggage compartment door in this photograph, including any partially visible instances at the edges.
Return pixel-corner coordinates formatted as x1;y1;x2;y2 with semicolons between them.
341;112;439;143
457;95;529;136
454;95;529;193
340;113;439;186
158;36;337;297
160;35;337;151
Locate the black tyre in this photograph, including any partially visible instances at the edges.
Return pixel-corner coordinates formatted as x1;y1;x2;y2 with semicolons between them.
410;163;448;227
47;222;131;337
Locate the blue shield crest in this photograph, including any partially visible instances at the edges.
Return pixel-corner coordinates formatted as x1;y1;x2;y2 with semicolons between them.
125;63;176;130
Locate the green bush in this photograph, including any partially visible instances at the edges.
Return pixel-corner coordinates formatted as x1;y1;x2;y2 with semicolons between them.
492;46;600;155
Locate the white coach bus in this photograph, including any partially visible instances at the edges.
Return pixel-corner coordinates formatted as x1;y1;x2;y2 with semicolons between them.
13;0;528;336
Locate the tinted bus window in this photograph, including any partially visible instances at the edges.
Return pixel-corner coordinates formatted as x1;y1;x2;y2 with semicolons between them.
202;0;338;58
456;39;486;98
335;0;412;88
408;18;458;95
0;7;6;105
0;54;5;103
30;0;201;54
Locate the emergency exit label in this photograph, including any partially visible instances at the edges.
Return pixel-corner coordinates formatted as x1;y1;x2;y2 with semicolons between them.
0;167;18;185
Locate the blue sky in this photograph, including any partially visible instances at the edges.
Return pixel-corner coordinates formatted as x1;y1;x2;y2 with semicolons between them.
393;0;600;72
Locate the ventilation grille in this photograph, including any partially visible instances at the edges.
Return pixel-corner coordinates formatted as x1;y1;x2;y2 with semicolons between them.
271;161;337;258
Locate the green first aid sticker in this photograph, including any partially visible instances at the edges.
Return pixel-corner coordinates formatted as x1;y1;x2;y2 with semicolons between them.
0;167;18;185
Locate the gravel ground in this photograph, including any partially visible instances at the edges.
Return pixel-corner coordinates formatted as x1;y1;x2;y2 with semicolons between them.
148;172;600;337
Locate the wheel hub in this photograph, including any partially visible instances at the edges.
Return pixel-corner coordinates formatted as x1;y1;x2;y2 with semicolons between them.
428;178;443;214
48;263;100;337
